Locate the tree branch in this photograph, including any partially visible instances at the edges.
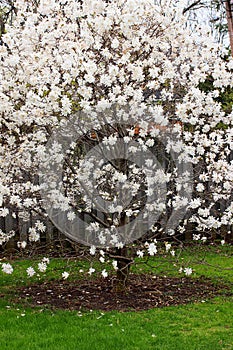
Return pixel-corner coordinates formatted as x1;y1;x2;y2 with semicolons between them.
182;0;204;14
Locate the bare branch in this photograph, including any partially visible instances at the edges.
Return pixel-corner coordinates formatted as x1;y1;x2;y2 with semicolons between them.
183;0;204;14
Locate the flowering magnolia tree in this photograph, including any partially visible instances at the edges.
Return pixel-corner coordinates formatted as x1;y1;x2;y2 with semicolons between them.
0;0;232;290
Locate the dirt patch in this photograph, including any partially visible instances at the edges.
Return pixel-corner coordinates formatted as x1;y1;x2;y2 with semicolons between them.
15;274;231;312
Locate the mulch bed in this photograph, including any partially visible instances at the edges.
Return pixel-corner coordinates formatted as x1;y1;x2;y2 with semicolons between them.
15;274;232;312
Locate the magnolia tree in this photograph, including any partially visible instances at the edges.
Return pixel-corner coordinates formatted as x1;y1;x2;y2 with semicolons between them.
0;0;232;290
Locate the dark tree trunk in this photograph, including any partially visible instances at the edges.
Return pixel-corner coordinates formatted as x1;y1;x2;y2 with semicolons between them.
112;247;132;293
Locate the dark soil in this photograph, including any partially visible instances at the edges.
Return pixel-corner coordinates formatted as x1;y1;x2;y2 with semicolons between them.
15;274;231;312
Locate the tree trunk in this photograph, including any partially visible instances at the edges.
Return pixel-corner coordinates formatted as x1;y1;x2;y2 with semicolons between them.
112;247;132;293
225;0;233;55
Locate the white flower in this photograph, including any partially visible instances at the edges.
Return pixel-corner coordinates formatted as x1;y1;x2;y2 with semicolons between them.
116;242;124;249
115;172;127;183
21;241;27;249
0;208;9;217
178;226;185;233
26;266;35;277
165;243;171;252
112;260;118;270
99;257;105;263
189;198;201;209
28;227;40;242
145;139;155;147
88;267;95;275
42;257;50;264
167;229;175;236
17;241;27;249
221;240;225;246
137;250;144;258
116;205;123;213
111;38;119;48
2;263;13;274
123;136;131;143
184;267;192;276
100;75;112;87
61;96;71;116
148;243;157;256
38;262;47;273
170;250;175;256
67;211;76;221
196;183;205;192
35;221;46;232
198;208;210;217
199;173;209;181
100;250;105;256
90;245;96;255
98;233;107;245
101;269;108;278
62;271;69;280
193;234;201;241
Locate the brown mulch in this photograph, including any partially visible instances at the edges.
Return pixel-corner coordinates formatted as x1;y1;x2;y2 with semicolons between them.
15;274;232;312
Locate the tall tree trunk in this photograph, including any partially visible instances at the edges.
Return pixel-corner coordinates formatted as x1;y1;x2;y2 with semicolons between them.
225;0;233;55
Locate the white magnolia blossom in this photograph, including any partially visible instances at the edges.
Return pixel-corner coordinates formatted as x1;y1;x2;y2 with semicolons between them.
67;211;76;221
101;269;108;278
28;228;40;243
90;246;96;256
112;260;118;270
1;263;13;274
35;221;46;232
137;250;144;258
42;257;50;264
0;230;15;245
165;243;172;252
193;234;201;241
62;271;69;280
170;250;175;256
17;241;27;249
184;267;193;276
26;266;36;277
148;243;157;256
99;257;105;263
88;267;95;275
38;262;47;273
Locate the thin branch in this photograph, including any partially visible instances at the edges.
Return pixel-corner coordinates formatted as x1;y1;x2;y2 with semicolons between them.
182;0;204;14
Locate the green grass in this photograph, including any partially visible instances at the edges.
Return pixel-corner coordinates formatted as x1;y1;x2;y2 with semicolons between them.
1;245;233;350
1;297;233;350
132;244;233;288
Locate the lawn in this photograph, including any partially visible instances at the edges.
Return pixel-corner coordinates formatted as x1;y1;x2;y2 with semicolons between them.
0;245;233;350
